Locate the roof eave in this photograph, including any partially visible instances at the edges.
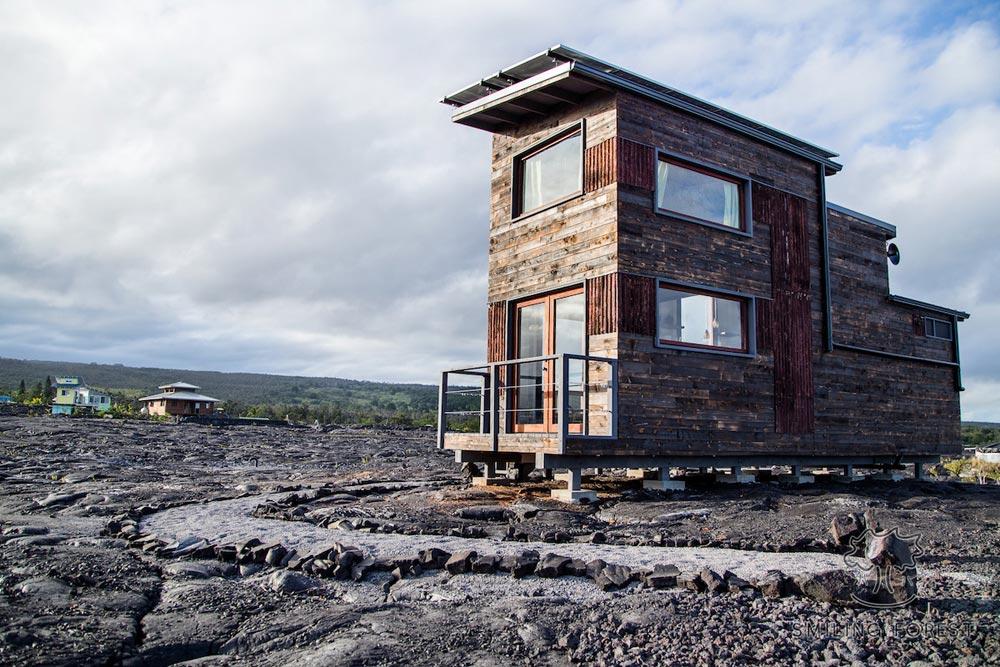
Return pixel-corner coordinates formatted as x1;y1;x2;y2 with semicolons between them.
447;57;843;172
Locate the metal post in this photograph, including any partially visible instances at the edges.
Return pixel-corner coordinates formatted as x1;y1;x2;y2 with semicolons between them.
436;371;448;449
479;372;488;435
558;354;569;453
582;356;590;436
490;363;501;452
608;359;618;439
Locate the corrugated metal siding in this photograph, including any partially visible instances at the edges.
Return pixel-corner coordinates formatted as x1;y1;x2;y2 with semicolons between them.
584;138;616;192
618;138;655;190
487;302;506;363
755;183;815;434
586;273;618;335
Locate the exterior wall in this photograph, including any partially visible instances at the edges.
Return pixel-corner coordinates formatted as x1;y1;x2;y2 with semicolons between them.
456;85;963;462
144;400;215;417
487;92;619;307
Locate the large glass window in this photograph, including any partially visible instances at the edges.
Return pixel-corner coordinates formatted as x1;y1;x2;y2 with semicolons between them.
515;128;582;216
657;284;747;352
656;158;744;230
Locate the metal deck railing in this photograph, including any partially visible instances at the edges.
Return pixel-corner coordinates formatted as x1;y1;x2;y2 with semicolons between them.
437;353;618;453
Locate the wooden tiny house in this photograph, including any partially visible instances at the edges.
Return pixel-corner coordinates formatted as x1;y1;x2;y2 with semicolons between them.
437;46;968;497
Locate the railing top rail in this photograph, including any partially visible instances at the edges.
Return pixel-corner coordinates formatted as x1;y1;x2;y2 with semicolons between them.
443;352;617;375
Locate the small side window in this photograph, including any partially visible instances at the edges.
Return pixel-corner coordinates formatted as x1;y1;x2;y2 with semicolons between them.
923;317;953;341
512;124;583;218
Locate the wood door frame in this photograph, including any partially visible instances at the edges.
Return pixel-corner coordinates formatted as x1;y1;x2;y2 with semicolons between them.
511;286;585;433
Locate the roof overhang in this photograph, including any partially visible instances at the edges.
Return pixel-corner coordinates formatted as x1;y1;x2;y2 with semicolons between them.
827;202;897;238
442;45;843;174
888;295;970;321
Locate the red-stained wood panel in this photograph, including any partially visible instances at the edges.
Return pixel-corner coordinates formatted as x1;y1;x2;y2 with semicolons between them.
619;273;656;336
756;298;773;354
583;137;654;193
586;273;618;336
487;302;506;363
617;138;655;190
754;183;815;434
584;138;616;192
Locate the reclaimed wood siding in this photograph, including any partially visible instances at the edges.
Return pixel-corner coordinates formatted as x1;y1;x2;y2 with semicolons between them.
756;183;815;434
488;93;619;304
827;208;954;362
584;138;616;191
586;272;656;337
487;302;506;363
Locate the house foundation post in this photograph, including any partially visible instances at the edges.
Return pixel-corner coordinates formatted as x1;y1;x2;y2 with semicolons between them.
643;465;685;491
832;463;863;483
780;464;815;485
719;465;755;484
914;462;929;480
551;467;597;504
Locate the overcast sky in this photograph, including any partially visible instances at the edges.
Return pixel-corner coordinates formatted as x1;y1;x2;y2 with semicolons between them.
1;1;998;419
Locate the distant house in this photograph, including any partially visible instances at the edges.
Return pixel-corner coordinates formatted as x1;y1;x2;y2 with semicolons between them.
51;376;112;415
139;382;220;417
0;395;11;404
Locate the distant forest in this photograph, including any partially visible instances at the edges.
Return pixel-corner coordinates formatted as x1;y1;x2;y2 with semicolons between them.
0;357;444;426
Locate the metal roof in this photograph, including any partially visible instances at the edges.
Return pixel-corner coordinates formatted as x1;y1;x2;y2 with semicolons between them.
888;295;969;321
158;381;201;390
139;391;220;402
442;45;843;173
827;203;897;238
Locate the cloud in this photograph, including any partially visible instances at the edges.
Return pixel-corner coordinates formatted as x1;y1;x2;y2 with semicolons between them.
0;1;998;420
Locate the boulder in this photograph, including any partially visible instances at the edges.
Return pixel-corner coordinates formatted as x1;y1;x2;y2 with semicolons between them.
757;569;793;598
565;558;589;577
351;557;378;581
445;550;477;574
585;559;608;580
264;545;288;567
645;564;680;589
418;548;451;570
535;554;571;578
267;570;319;594
454;505;512;521
594;564;631;591
858;530;919;606
830;512;865;547
678;572;704;592
699;568;728;594
471;554;499;574
796;569;857;604
500;550;540;578
723;571;754;591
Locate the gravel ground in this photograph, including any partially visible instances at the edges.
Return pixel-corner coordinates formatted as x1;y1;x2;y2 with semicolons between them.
1;416;998;666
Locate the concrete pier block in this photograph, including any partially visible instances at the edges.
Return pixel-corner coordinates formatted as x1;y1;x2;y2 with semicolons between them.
550;489;598;503
551;468;597;504
778;474;815;485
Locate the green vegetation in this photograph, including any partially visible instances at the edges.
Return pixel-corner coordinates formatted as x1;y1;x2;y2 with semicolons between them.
962;423;1000;447
0;357;450;425
940;457;1000;484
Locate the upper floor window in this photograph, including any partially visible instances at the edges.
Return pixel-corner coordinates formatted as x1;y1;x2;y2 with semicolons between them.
923;317;953;341
513;124;583;218
656;156;746;231
657;283;749;353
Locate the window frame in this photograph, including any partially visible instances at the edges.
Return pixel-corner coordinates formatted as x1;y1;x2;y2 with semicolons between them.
654;278;756;357
923;316;954;341
653;149;753;236
511;120;586;221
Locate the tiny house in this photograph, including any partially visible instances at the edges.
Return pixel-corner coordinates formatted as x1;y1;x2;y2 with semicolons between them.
436;47;968;500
